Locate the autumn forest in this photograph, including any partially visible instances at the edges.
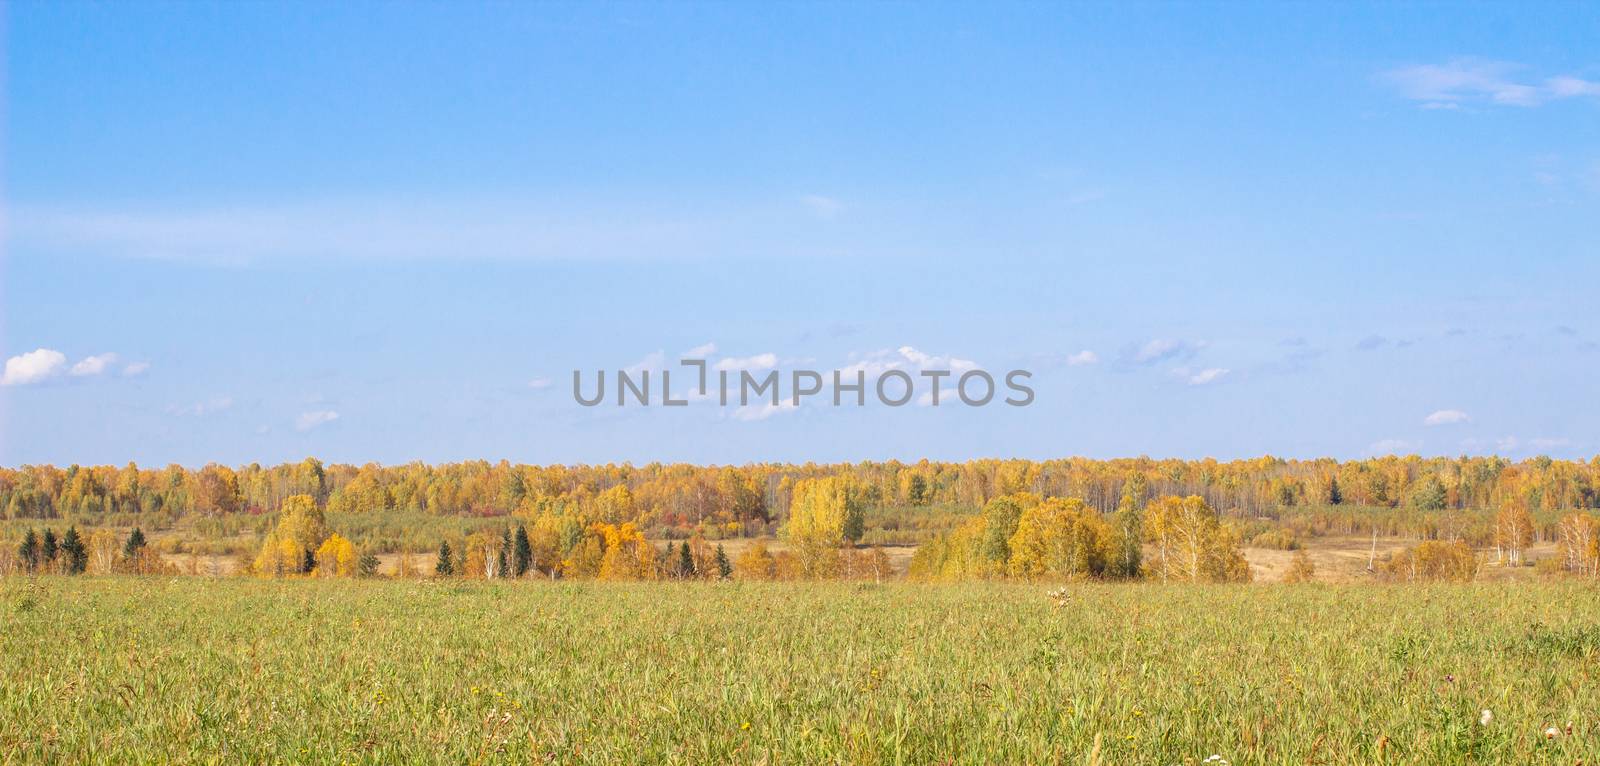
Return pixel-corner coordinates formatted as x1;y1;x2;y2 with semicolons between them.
5;454;1600;584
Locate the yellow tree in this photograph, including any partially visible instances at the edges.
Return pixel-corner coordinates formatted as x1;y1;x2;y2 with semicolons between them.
314;533;358;577
1282;550;1315;583
464;530;506;579
1146;495;1251;583
1556;512;1600;577
88;529;120;574
563;532;604;579
733;540;778;580
784;477;863;577
1384;540;1477;582
1007;497;1109;579
1493;502;1535;566
597;522;653;580
595;485;635;524
253;494;329;575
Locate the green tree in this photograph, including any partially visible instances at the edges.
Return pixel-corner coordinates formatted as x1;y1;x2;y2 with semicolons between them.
714;544;732;580
677;541;696;578
123;527;147;559
60;526;88;574
42;529;59;564
18;529;39;572
511;525;533;577
906;474;929;506
497;527;512;578
979;496;1027;569
1409;476;1447;511
435;540;455;576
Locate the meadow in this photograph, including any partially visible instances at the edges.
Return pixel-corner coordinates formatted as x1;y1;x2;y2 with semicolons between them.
4;577;1599;764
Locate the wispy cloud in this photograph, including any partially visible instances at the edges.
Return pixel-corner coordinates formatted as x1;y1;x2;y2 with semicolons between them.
1424;409;1471;426
1183;367;1229;386
69;353;119;377
168;396;234;417
1385;59;1600;108
295;410;340;432
714;353;779;372
1065;350;1100;366
1123;339;1197;366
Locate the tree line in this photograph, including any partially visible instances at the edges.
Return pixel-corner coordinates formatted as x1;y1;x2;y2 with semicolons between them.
5;454;1598;530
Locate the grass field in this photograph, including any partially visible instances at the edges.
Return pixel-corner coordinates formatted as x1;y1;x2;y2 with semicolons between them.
4;578;1599;764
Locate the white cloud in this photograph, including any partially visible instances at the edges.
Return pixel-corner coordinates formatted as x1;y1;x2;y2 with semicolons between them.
895;346;976;372
714;353;778;372
528;377;553;390
1;348;68;386
2;348;147;385
1066;350;1099;366
1129;338;1196;365
1186;368;1229;386
1424;409;1471;426
682;342;717;358
295;410;340;432
69;352;120;377
1385;59;1600;108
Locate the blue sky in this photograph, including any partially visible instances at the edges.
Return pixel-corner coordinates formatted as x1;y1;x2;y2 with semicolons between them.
4;2;1598;467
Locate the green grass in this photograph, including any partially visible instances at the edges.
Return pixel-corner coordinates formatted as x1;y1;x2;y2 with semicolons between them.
3;578;1599;764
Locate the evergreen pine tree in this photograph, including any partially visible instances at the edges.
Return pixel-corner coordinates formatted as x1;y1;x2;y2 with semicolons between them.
124;527;148;558
61;526;88;574
302;547;316;574
512;525;532;577
1328;476;1343;505
677;541;696;579
497;527;511;578
435;541;454;576
714;544;732;580
18;529;39;572
41;529;59;563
